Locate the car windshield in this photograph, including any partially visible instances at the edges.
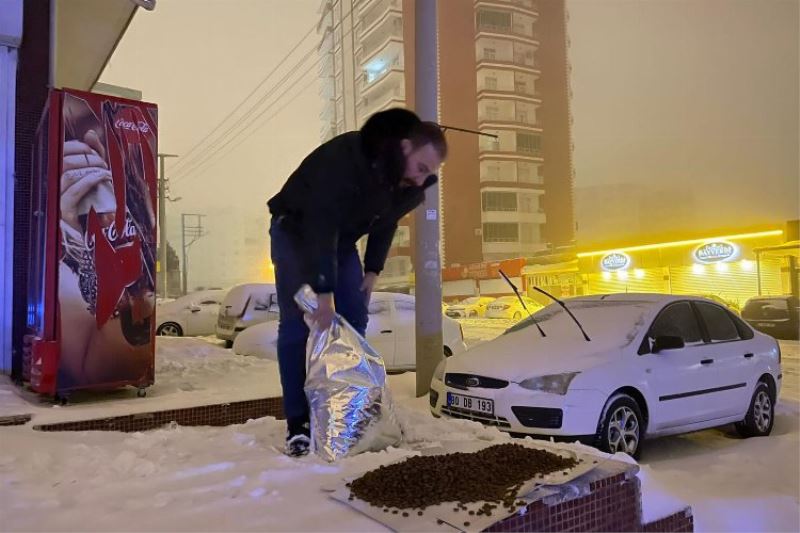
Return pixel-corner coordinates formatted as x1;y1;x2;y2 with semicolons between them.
505;299;652;344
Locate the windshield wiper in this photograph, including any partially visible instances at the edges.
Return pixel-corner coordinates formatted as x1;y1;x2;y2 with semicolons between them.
532;286;592;342
499;269;545;338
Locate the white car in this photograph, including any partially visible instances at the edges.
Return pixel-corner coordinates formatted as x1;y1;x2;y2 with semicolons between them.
156;289;228;337
430;294;782;458
446;296;496;319
216;283;278;348
485;295;543;320
233;292;467;371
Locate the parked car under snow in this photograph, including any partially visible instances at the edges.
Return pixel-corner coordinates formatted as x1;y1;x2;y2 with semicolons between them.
233;292;467;371
445;296;496;319
430;294;782;458
485;295;543;320
156;289;228;337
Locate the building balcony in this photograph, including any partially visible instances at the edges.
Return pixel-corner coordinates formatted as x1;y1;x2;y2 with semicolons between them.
360;83;405;118
361;4;402;42
477;118;543;131
477;88;542;101
482;241;524;256
361;67;404;96
478;145;544;160
359;0;401;30
475;24;541;44
482;210;547;224
475;56;540;73
474;0;539;15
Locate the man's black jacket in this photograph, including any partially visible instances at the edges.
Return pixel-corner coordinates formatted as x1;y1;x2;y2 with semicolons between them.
267;131;435;294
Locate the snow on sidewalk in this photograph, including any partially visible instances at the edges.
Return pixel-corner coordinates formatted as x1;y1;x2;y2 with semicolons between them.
0;337;283;426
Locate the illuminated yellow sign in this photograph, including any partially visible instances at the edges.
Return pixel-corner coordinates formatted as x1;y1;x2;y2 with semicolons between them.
601;252;631;272
694;241;738;263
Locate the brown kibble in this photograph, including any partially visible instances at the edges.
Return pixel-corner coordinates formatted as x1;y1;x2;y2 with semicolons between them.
464;522;471;527
418;511;423;516
383;508;389;513
437;519;444;525
347;443;578;513
402;512;408;517
392;510;398;514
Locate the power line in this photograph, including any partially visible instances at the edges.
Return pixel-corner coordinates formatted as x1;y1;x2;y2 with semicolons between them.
171;56;321;185
171;23;361;185
170;21;317;176
174;75;321;184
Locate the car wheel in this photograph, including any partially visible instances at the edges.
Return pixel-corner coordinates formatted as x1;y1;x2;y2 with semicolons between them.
513;311;522;320
596;394;644;459
735;381;774;438
224;340;234;349
157;322;183;337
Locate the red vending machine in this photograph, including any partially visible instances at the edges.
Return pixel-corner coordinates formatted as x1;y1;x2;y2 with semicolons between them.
25;89;158;400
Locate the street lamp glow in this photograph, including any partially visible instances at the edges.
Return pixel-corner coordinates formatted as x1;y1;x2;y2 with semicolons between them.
692;264;706;275
617;270;629;281
741;259;755;271
715;262;729;273
634;269;645;279
602;271;612;281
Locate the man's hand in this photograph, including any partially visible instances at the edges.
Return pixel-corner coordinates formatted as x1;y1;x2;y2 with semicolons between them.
310;292;335;330
360;272;378;304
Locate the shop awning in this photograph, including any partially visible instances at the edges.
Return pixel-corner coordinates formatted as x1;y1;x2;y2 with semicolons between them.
53;0;141;91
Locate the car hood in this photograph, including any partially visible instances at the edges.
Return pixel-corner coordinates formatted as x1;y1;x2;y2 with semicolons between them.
445;329;623;382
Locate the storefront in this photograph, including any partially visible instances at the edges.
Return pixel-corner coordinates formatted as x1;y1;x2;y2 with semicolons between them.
575;229;785;310
442;258;526;302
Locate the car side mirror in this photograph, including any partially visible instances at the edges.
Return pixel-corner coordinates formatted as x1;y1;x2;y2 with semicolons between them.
652;335;685;353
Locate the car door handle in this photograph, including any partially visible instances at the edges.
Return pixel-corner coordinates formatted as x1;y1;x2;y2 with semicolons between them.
744;353;754;359
700;359;714;365
381;329;393;334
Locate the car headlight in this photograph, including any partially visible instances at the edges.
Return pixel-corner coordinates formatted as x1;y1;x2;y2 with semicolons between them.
517;372;579;395
433;359;446;382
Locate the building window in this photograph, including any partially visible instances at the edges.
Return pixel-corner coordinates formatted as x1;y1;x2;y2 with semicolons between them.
485;76;498;90
483;223;519;242
483;47;497;60
477;9;512;32
485;105;500;120
516;132;542;155
482;191;517;212
520;223;539;244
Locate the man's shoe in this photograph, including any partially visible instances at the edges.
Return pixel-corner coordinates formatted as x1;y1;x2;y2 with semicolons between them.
285;434;311;457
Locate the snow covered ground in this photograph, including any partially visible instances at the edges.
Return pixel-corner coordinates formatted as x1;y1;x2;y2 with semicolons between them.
0;328;797;532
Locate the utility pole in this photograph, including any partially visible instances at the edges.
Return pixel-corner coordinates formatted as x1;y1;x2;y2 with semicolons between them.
413;0;442;397
158;153;178;298
181;213;207;295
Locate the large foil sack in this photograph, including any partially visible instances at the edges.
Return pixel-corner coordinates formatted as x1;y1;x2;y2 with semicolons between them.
295;285;402;462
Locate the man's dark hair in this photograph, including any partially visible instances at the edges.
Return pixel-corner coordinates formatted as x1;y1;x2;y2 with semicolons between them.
360;108;447;186
408;120;448;160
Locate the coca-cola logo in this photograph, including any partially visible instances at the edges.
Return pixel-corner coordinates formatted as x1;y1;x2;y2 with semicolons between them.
102;216;138;242
114;118;151;134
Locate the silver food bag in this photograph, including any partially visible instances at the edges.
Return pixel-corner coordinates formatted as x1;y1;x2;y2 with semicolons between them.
294;285;402;462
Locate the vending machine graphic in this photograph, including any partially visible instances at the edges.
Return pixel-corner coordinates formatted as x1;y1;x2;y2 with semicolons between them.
25;89;158;397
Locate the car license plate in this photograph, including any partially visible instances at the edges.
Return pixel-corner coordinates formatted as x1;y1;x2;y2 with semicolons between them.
758;322;776;328
447;392;494;415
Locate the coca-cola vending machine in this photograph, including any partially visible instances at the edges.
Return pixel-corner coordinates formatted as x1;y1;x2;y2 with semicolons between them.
24;89;158;400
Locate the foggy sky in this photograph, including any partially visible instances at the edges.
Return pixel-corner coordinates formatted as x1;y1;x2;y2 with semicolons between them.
569;0;799;236
99;0;799;279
